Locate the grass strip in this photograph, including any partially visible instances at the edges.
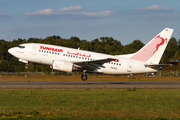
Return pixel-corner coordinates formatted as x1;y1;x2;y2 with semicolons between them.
0;89;180;119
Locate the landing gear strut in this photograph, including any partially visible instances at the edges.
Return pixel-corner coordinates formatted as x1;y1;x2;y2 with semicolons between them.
25;63;29;70
81;70;87;81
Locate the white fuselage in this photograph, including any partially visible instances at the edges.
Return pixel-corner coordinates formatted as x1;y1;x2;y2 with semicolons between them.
8;43;157;74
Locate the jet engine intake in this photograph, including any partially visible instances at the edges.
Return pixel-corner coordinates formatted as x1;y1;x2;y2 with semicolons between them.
52;60;73;73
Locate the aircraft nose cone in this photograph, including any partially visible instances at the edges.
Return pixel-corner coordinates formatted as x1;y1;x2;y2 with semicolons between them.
8;48;15;55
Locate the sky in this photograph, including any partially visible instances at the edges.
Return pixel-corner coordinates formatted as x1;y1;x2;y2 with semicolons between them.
0;0;180;45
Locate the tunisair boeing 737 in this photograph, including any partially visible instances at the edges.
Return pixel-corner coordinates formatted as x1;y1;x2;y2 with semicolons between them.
8;28;174;81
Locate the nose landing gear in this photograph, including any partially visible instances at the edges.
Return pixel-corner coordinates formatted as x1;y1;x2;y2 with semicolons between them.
81;70;88;81
25;63;29;70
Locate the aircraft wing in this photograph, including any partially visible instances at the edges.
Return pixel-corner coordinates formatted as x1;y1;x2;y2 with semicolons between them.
73;58;117;70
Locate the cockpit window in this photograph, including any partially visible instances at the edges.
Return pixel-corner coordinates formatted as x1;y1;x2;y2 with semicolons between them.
17;46;25;48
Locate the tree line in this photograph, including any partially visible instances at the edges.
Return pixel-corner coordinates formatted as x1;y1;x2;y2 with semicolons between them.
0;36;179;72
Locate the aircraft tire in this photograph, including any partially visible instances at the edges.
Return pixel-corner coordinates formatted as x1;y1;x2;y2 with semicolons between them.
81;74;87;81
25;63;29;70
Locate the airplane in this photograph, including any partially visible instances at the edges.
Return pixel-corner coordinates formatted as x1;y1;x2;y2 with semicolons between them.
8;28;174;81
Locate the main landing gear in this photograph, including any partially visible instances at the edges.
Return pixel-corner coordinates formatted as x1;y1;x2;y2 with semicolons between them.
81;70;87;81
81;74;87;81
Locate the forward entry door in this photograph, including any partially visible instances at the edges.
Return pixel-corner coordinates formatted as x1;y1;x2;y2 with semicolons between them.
31;45;38;55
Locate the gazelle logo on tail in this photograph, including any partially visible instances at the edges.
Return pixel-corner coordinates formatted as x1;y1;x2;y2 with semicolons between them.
153;35;167;54
130;28;173;63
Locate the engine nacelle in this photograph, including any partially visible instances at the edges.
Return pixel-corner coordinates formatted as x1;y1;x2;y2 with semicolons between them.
52;60;73;73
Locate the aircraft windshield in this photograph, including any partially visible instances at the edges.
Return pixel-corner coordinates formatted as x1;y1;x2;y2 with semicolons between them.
17;45;25;48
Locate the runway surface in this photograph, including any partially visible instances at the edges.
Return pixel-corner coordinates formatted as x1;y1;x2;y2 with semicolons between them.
0;81;180;89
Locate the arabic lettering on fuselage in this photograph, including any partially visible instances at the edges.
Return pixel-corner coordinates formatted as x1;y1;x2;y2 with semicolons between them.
67;51;91;57
40;46;63;53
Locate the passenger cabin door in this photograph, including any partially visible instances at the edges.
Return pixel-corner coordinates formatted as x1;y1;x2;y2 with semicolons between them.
31;45;38;55
127;61;133;72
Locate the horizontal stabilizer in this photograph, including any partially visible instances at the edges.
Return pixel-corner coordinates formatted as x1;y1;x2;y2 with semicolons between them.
170;59;180;65
145;64;172;68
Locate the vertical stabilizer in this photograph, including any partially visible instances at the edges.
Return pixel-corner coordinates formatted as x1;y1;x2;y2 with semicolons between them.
130;28;174;64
